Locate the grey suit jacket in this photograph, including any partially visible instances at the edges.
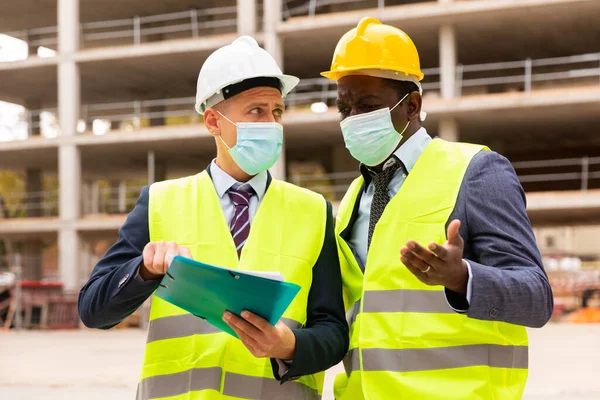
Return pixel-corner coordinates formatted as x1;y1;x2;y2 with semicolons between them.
346;150;553;328
446;151;553;327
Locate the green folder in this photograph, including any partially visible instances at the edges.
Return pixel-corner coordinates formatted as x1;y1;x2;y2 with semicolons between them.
154;255;301;338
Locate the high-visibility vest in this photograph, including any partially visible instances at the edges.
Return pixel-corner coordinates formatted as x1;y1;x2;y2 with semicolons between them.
334;139;529;400
137;171;326;400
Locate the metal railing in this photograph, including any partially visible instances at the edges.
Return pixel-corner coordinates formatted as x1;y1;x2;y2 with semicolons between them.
0;156;598;219
12;50;594;137
286;53;600;107
292;156;600;201
1;6;238;53
79;97;198;131
0;190;59;218
513;157;600;192
283;0;390;18
81;183;144;215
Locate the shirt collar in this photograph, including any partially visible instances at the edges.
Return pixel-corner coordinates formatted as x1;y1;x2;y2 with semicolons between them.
209;160;268;200
360;127;432;183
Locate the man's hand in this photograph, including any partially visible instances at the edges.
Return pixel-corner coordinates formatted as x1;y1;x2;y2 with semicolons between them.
223;311;296;360
400;219;469;296
140;241;192;280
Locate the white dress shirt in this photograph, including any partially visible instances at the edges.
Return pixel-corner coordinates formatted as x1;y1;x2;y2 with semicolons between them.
209;160;268;225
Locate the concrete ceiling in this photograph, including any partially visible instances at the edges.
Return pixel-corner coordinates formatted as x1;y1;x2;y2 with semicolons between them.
282;0;600;78
79;51;204;103
0;0;235;33
0;141;58;171
0;61;57;107
3;93;598;175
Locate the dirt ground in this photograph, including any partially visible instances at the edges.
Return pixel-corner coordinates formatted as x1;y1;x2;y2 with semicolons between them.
1;324;599;400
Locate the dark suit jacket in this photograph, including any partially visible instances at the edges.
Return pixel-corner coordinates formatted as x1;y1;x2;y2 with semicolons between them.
342;150;553;328
78;171;349;382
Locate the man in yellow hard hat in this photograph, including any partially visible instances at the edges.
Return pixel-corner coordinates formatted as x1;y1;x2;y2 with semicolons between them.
322;17;553;399
79;36;348;399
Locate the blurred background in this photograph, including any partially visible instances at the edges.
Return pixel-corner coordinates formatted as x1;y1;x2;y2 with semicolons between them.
0;0;600;399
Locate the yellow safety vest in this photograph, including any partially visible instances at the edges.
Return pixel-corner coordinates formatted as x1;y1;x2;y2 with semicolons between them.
137;171;326;400
334;139;529;400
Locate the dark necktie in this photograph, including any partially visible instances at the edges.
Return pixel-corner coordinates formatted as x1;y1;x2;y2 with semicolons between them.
227;185;255;256
368;160;401;250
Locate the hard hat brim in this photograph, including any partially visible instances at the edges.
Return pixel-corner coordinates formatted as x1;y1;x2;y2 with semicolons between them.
321;66;424;82
196;74;300;114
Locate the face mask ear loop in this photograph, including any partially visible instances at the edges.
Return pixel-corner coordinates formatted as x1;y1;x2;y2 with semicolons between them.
389;92;411;136
218;135;232;150
215;110;236;150
390;92;410;113
216;110;237;127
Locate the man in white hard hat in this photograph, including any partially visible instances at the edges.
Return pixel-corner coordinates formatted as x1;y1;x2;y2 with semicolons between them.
79;36;348;400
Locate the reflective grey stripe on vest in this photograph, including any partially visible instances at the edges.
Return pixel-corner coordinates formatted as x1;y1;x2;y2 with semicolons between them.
348;300;361;326
147;314;220;343
223;372;321;400
346;344;528;373
147;314;302;343
347;290;453;328
136;366;221;400
363;289;455;314
137;368;319;400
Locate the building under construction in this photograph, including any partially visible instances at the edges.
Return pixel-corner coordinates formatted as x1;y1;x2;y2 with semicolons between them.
1;0;600;325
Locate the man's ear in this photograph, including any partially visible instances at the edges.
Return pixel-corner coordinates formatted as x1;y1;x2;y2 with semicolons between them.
204;108;220;137
407;92;422;122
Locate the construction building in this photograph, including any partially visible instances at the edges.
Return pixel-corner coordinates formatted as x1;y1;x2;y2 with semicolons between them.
0;0;599;320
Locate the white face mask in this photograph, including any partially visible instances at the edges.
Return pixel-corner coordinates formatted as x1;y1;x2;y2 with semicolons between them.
339;93;410;166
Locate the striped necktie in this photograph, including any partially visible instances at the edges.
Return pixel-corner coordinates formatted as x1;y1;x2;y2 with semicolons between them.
227;185;255;257
368;159;401;250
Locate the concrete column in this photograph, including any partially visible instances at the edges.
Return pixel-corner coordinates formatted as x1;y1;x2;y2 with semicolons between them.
439;24;456;99
264;0;285;179
148;151;167;184
118;181;127;213
438;118;459;142
58;0;81;292
147;151;155;185
263;0;283;67
237;0;257;36
271;148;286;181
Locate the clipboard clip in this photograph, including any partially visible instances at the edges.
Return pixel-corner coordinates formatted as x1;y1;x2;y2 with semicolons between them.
226;270;240;280
159;271;176;288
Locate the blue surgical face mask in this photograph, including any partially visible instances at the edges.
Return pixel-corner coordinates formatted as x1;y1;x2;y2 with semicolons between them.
339;93;410;167
217;111;283;176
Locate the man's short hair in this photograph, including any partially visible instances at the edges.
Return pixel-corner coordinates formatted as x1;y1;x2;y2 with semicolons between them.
383;78;420;101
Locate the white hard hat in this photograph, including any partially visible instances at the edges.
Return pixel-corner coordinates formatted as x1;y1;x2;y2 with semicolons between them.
195;36;299;113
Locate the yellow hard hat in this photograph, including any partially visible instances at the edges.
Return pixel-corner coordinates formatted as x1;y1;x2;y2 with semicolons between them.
321;17;424;82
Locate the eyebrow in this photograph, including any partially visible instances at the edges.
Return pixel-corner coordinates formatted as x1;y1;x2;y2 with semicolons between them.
336;94;381;105
247;102;285;110
356;95;382;102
